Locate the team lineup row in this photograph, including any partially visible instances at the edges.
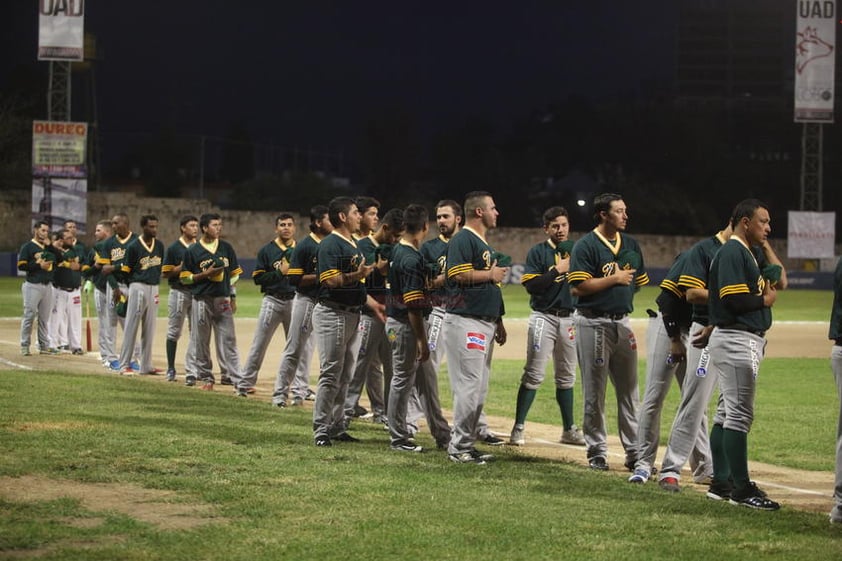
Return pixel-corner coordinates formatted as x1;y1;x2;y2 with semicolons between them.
16;193;842;521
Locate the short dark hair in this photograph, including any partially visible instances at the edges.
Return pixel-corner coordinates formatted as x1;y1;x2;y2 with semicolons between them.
355;196;380;214
436;199;462;218
328;197;356;227
403;204;428;234
276;213;295;225
140;214;158;227
464;191;492;217
730;199;769;229
542;206;568;226
380;208;404;233
97;219;112;230
63;219;76;227
180;215;198;228
592;193;623;224
200;213;221;231
33;220;49;230
309;204;329;232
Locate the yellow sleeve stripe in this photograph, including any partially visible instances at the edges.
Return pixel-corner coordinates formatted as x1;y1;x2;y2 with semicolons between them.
288;268;304;275
252;268;267;278
635;273;650;287
677;275;705;289
320;269;341;283
162;264;174;273
120;265;131;274
520;273;539;284
660;279;683;298
567;271;593;282
447;263;474;278
403;290;424;302
231;267;243;277
719;284;750;298
17;260;27;267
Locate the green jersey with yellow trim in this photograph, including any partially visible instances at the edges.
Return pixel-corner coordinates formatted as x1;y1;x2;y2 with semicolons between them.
102;232;138;286
288;233;321;299
708;238;771;332
830;257;842;341
444;226;504;319
252;238;295;297
520;239;576;312
387;240;430;321
420;235;448;306
357;235;389;302
121;237;165;285
676;233;728;326
162;238;193;291
53;246;83;289
568;229;649;315
17;239;55;284
180;238;242;298
317;231;366;306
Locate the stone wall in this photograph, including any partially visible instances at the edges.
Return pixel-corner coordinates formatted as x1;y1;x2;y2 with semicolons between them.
1;190;834;269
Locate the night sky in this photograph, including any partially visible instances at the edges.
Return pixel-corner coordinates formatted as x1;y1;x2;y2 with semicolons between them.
3;2;676;155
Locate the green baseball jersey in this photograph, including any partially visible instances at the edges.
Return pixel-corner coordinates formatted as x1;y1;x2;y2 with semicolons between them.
708;238;771;332
83;240;110;291
288;233;321;299
252;238;295;297
162;238;194;291
387;240;431;321
17;239;55;284
317;231;366;306
102;232;139;286
830;257;842;341
357;235;389;301
654;251;692;327
444;226;504;319
420;235;449;306
180;238;243;298
676;232;728;326
568;229;649;315
520;239;576;312
121;237;165;285
53;246;83;289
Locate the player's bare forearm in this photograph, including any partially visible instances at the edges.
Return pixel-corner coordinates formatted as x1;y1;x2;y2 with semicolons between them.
407;309;429;361
685;287;708;305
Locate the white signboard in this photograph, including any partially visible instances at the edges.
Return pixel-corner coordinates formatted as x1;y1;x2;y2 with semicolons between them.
38;0;85;61
787;210;836;258
31;177;88;234
795;0;836;122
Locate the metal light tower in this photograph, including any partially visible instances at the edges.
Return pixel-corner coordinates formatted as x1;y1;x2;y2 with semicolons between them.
799;122;823;212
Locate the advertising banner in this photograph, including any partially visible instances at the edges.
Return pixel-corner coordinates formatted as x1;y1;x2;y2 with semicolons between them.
795;1;837;122
32;120;88;178
31;177;88;234
38;0;85;61
787;210;836;258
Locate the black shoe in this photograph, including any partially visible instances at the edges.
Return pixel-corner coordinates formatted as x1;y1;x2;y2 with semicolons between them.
334;432;360;443
589;456;609;471
314;436;332;447
729;482;779;511
481;434;505;446
470;448;495;462
184;375;196;387
706;480;734;501
220;375;233;386
353;404;368;417
624;457;637;472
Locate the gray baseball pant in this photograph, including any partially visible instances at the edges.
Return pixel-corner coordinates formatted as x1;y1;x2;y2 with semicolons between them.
94;288;111;362
520;312;577;390
312;303;361;439
659;321;714;483
272;294;316;404
443;313;496;455
20;281;51;351
831;344;842;519
405;307;452;444
119;283;159;373
239;295;298;390
345;313;391;417
166;288;197;377
191;296;241;384
710;327;764;433
574;314;640;463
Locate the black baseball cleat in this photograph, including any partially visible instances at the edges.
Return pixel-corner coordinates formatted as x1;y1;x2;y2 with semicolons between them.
481;434;505;446
588;456;609;471
314;436;332;447
729;483;779;511
334;432;361;443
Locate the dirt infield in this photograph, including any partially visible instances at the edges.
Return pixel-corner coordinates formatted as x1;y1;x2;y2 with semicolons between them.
0;317;836;516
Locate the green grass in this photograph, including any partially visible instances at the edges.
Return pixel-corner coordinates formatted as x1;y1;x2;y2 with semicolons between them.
1;370;840;561
0;278;834;321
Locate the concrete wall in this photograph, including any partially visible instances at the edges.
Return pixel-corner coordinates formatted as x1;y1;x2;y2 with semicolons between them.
1;190;835;270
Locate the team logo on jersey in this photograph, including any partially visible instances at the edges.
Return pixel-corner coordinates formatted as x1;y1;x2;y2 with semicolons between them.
482;250;492;269
466;331;486;351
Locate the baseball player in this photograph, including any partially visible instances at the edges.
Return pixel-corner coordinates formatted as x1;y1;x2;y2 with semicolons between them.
179;213;243;391
311;196;382;446
509;206;585;447
238;213;306;396
706;198;783;510
386;204;450;452
49;228;84;355
271;205;332;407
100;213;141;371
568;193;649;471
118;215;165;375
443;191;508;464
161;215;199;383
628;250;709;483
344;208;404;426
82;219;114;366
656;224;732;492
18;220;57;356
830;254;842;524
